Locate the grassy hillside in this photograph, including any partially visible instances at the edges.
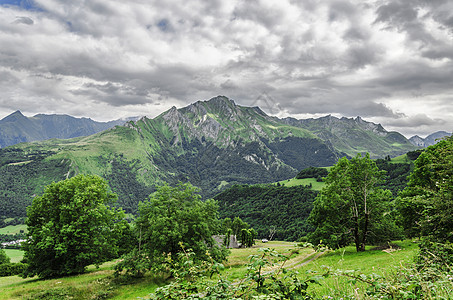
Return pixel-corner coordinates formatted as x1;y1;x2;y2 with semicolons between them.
281;115;417;158
0;225;27;235
0;240;425;299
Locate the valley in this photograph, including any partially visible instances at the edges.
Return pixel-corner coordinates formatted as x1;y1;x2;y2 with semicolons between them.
0;96;451;299
0;96;418;223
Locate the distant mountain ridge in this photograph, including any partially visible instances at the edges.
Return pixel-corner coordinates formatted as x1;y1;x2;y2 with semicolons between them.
409;131;451;147
0;111;138;148
277;114;414;158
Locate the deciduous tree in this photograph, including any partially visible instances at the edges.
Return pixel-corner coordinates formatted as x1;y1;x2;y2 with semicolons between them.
397;136;453;242
117;183;228;277
308;154;399;251
0;249;10;264
22;174;125;278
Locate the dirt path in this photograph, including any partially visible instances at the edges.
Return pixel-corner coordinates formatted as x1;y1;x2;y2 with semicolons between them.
262;250;326;275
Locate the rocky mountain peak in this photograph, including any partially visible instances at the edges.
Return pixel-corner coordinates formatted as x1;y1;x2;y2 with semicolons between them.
409;131;451;147
354;116;387;137
1;110;26;123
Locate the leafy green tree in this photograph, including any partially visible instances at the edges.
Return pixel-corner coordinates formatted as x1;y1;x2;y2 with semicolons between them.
221;217;232;234
22;174;125;278
231;216;249;237
240;228;257;248
397;136;453;242
0;249;10;264
308;153;398;251
118;183;228;276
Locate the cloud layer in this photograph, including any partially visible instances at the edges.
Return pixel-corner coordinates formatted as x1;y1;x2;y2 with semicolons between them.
0;0;452;137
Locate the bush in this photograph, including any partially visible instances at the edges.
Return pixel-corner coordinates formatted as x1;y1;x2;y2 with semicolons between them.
148;247;327;299
0;248;10;264
415;240;453;273
0;262;27;277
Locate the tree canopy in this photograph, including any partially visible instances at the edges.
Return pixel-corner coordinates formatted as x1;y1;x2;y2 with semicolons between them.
22;174;126;278
397;135;453;242
308;153;400;251
120;183;227;276
216;184;316;241
0;249;10;265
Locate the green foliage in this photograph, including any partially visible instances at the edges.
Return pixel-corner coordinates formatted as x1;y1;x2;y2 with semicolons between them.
375;159;412;196
0;262;26;277
308;153;401;251
296;166;328;179
397;135;453;242
148;247;326;299
231;216;249;236
240;228;256;248
22;174;126;278
0;249;10;264
415;240;453;273
216;184;317;241
406;149;423;161
116;183;228;277
327;266;453;299
0;148;70;219
105;156;154;214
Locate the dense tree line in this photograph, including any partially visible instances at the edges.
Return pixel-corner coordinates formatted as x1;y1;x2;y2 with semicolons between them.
0;233;25;244
375;159;412;196
105;156;154;214
0;149;70;221
215;184;317;241
295;166;328;180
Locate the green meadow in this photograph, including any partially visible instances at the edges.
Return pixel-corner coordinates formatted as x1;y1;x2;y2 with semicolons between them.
0;240;425;299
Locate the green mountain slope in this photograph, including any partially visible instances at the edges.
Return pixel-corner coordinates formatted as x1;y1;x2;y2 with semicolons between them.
0;96;341;219
0;96;417;221
280;115;416;158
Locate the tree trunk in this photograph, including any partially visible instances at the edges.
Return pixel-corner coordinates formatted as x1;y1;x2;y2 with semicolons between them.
359;212;369;252
353;216;361;252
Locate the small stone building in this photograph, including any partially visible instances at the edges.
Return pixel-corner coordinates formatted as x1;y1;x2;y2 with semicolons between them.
212;235;240;249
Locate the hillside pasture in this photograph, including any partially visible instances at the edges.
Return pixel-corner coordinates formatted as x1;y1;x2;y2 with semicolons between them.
0;240;431;299
0;224;27;235
276;177;325;190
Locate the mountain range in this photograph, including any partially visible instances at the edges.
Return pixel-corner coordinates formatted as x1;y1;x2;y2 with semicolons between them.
0;111;138;148
0;96;420;220
409;131;451;147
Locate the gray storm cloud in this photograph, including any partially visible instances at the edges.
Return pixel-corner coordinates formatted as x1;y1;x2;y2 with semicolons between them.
0;0;451;137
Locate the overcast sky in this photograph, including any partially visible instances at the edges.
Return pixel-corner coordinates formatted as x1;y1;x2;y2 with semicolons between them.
1;0;452;137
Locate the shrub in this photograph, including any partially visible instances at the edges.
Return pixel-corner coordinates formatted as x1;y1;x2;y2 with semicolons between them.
0;262;27;277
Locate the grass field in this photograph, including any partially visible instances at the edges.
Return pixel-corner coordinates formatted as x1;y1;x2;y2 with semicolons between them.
0;224;27;235
390;154;411;164
276;177;325;190
0;240;422;299
297;240;419;298
4;249;24;263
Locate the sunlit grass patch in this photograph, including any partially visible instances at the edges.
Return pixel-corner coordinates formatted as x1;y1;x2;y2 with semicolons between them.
3;249;24;263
